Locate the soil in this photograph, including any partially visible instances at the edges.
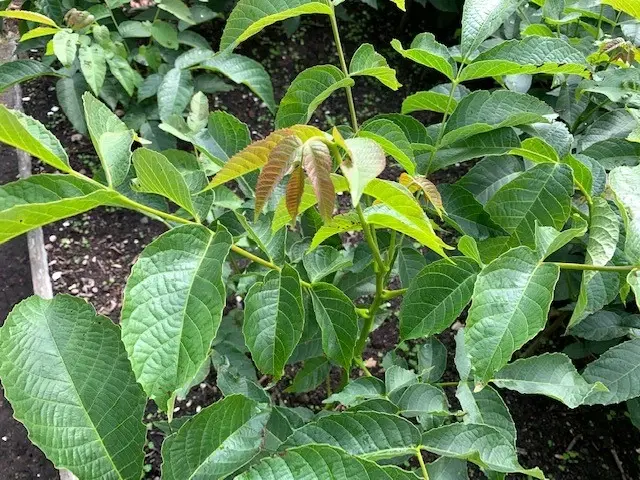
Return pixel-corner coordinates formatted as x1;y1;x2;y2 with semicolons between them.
0;1;639;479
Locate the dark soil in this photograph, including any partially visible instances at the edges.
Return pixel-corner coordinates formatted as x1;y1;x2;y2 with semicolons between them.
0;2;639;479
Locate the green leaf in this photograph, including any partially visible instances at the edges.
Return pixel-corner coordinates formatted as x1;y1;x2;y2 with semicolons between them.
400;257;480;340
0;105;69;171
439;184;505;240
395;383;449;417
0;174;119;244
401;84;469;115
157;0;195;24
456;155;524;205
460;0;519;59
485;163;573;248
157;67;194;121
570;197;621;327
276;65;353;128
466;246;561;382
119;20;151;38
429;128;521;173
309;212;361;250
349;43;400;90
199;110;251;164
583;338;640;405
629;270;640;311
237;444;416;480
535;215;588;259
83;92;133;188
324;376;385;406
601;0;640;21
244;265;304;379
161;395;269;480
456;383;515;446
610;165;640;263
391;33;456;80
200;52;276;113
303;245;352;282
395;246;427;288
286;357;331;393
310;282;358;370
52;30;78;67
106;54;142;97
78;44;106;96
0;59;60;93
580;109;637;150
492;353;606;409
569;310;640;341
421;423;544;478
220;0;332;50
132;148;198;219
0;9;58;26
121;224;232;411
0;295;146;480
174;48;215;69
56;75;87;135
385;365;419;396
302;139;335;220
442;91;555;147
418;337;448;383
340;137;386;204
460;36;589;81
282;411;420;461
582;139;640;171
427;457;469;479
187;91;209;132
150;20;179;49
359;118;415;174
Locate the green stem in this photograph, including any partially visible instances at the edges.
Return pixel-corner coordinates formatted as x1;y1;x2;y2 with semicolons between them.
355;357;372;376
549;262;637;272
329;8;359;132
596;4;604;38
416;448;430;480
433;381;459;387
356;205;386;272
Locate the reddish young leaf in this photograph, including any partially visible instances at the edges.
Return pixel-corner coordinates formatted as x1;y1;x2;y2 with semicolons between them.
286;165;306;225
399;172;444;217
255;135;303;219
301;139;335;221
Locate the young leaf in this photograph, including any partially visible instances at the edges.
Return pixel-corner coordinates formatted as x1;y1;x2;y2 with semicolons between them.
400;257;480;340
255;135;303;217
0;59;60;93
466;247;561;382
157;67;194;121
220;0;332;50
200;52;276;113
391;33;456;80
359;118;415;174
569;198;621;327
286;357;331;393
281;411;420;461
187;91;209;132
401;83;470;116
460;0;519;59
0;295;146;480
442;90;555;146
243;265;304;379
485;163;573;248
309;212;362;250
132;148;198;218
456;383;516;446
161;395;270;480
237;444;416;480
492;353;606;409
0;105;70;171
421;423;544;478
83;92;133;188
310;282;358;370
276;65;354;128
460;36;589;81
583;338;640;405
349;43;401;90
340;137;386;205
302;139;335;220
121;224;232;411
609;165;640;264
0;9;58;26
0;174;119;244
52;30;78;67
78;44;106;96
286;165;306;220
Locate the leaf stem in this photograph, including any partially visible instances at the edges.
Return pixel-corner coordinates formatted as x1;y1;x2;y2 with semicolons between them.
356;204;387;272
329;8;359;132
381;288;407;300
416;448;430;480
549;262;637;272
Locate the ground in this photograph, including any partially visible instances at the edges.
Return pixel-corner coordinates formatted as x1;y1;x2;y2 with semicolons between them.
0;2;639;479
